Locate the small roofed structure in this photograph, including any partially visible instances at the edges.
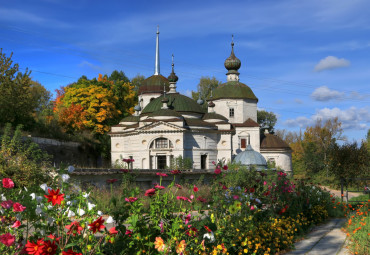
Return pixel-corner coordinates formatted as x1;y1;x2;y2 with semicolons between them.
233;144;267;170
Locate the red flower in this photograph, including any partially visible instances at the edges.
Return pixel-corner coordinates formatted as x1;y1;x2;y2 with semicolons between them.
204;225;212;233
193;185;199;192
175;184;182;189
44;189;64;206
122;158;135;163
62;249;82;255
156;172;168;177
177;196;192;203
47;234;60;243
125;197;138;203
65;221;83;236
88;216;105;233
214;168;221;175
2;178;14;188
144;188;156;197
11;220;21;228
0;233;15;247
222;165;228;170
43;240;58;255
186;226;198;237
222;185;228;190
120;169;130;173
155;185;165;190
109;227;118;235
249;187;255;193
197;196;207;203
1;200;14;209
25;239;45;255
13;202;26;212
125;230;133;236
170;170;181;175
106;179;118;184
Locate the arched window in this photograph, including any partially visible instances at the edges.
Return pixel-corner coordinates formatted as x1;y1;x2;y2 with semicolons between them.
150;138;173;149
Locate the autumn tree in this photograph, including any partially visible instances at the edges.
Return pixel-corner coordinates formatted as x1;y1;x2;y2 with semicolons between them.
131;74;145;91
191;76;222;107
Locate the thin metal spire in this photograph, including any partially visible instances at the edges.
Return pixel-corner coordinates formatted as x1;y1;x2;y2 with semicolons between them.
154;25;160;75
171;54;174;72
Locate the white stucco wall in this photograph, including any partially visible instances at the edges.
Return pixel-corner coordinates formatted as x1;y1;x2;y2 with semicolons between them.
232;127;260;155
212;99;257;123
140;93;162;110
260;150;293;172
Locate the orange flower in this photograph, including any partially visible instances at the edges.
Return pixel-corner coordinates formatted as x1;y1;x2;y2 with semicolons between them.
154;237;166;252
176;240;186;254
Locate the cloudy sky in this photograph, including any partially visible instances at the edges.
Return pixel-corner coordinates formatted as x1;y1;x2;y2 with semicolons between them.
1;0;369;141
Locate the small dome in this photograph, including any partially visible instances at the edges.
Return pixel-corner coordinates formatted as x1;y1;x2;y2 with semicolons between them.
168;71;178;83
138;74;169;94
234;145;267;169
134;104;141;111
224;41;241;72
208;101;215;108
197;98;204;105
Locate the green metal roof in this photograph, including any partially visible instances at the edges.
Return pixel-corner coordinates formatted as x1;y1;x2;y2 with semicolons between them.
149;109;182;117
202;112;228;121
142;93;205;114
120;115;140;122
138;74;169;94
212;81;258;101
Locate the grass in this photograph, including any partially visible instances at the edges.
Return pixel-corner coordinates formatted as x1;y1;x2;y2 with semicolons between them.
349;193;370;203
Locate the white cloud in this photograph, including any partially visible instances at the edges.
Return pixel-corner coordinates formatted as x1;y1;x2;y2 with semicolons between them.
311;86;344;101
79;61;101;71
285;107;370;130
314;56;350;72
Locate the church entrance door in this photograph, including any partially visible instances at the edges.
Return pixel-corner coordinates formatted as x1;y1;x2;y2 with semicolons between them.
157;156;167;169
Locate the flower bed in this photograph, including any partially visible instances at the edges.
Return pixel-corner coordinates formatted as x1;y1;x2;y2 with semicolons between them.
1;161;346;254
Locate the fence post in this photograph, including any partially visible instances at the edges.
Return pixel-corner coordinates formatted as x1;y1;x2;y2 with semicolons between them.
340;178;344;202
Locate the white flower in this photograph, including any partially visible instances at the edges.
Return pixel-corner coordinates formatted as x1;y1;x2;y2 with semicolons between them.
30;193;36;200
1;194;6;201
40;184;51;193
68;166;75;173
36;196;43;203
47;217;55;225
67;210;75;218
88;202;96;211
61;174;70;182
82;192;90;198
203;232;215;243
106;216;114;224
0;209;4;214
77;208;85;216
24;187;28;192
97;211;103;216
35;205;42;215
66;201;72;205
47;205;53;210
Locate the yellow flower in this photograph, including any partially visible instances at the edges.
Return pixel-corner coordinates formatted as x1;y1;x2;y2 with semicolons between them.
243;248;248;253
154;237;166;252
176;240;186;254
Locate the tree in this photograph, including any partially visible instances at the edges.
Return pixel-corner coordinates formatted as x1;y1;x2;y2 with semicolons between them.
257;110;277;132
191;76;222;107
131;74;145;91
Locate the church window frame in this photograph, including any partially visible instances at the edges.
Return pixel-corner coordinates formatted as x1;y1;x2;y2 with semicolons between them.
150;138;174;150
229;108;234;117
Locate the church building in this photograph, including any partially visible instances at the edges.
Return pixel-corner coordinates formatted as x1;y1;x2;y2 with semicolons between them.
110;29;292;172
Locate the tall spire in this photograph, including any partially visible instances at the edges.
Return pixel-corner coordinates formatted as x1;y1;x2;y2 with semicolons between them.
154;25;160;75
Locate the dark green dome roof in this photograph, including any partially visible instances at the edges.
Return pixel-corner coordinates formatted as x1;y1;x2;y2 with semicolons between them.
212;81;258;101
142;93;206;114
120;115;140;122
203;112;228;121
138;74;169;94
149;109;182;118
224;42;241;72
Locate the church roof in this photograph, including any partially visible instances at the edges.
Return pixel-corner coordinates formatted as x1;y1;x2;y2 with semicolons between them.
232;118;259;127
138;74;170;94
120;115;140;123
202;112;229;121
260;133;291;150
149;108;182;118
233;144;267;167
212;81;258;101
141;93;206;114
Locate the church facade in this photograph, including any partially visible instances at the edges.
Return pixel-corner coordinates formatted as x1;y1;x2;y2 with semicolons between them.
110;30;292;172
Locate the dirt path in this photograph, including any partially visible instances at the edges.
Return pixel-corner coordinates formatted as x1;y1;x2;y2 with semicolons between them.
319;186;360;201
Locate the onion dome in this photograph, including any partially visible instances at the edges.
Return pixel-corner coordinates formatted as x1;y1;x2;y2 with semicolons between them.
233;145;267;169
224;35;241;73
168;55;178;83
141;93;205;114
208;101;215;108
212;81;258;101
134;104;142;111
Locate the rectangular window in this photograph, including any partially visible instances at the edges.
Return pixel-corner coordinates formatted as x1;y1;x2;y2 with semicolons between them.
241;139;246;149
156;138;168;148
229;108;234;117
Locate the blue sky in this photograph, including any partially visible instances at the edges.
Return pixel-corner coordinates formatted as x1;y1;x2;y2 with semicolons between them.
1;0;369;141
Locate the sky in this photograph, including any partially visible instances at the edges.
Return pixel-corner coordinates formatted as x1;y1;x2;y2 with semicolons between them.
1;0;369;142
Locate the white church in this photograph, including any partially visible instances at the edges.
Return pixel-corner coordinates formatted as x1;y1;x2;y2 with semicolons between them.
110;30;292;172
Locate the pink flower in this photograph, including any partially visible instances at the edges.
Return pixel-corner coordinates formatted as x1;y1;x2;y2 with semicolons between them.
0;233;15;246
155;185;165;190
184;213;191;224
250;205;255;210
156;172;168;177
159;221;164;233
144;188;156;197
170;170;181;175
11;220;21;228
222;185;228;190
125;197;138;203
190;195;194;200
196;196;207;203
1;200;14;209
122;158;135;163
233;195;239;200
2;178;14;189
263;181;267;185
125;230;133;236
212;161;216;165
193;185;199;192
177;196;191;203
214;168;221;175
175;184;182;189
13;202;26;212
120;169;130;173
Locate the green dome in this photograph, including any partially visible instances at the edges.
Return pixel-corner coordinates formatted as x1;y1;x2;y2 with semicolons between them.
120;115;140;122
142;93;205;114
149;109;182;118
212;81;258;101
138;74;169;94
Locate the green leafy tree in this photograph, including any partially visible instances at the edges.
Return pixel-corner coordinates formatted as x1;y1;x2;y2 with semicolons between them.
257;110;277;132
191;76;222;108
131;74;145;91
